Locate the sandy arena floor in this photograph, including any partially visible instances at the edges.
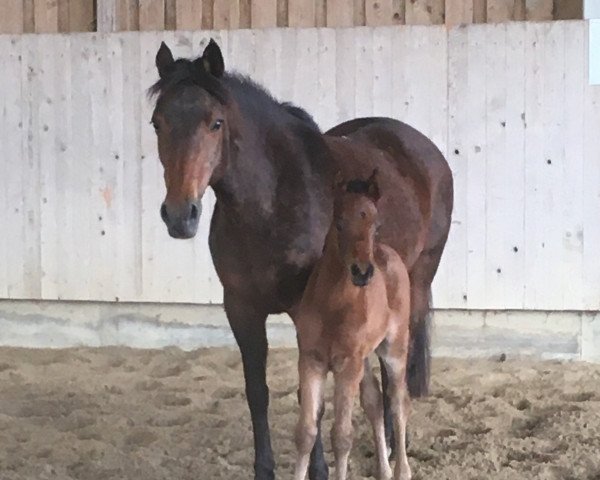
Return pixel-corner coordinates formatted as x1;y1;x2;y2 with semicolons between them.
0;347;599;479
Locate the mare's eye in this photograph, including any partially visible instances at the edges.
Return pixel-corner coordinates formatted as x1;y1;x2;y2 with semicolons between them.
335;219;343;231
211;119;224;131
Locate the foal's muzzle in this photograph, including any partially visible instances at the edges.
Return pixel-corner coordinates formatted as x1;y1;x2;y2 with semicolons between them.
160;199;202;239
350;263;375;287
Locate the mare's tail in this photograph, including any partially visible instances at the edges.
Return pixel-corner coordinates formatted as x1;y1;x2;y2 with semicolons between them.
406;294;432;398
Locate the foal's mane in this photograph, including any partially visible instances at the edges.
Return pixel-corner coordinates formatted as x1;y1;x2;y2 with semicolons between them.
148;56;320;132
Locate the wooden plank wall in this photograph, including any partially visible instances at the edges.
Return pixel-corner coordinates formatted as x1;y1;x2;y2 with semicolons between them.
0;21;598;311
0;0;585;34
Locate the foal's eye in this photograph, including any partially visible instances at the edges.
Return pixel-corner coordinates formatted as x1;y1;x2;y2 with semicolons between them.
151;120;159;133
211;119;224;131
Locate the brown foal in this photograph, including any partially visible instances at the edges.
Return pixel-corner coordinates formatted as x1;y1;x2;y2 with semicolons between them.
294;170;412;480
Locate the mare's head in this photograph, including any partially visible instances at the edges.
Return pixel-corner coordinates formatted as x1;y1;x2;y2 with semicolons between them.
149;39;228;239
332;170;381;287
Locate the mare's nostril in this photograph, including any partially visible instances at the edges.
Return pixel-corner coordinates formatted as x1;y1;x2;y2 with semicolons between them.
190;203;199;221
350;264;361;277
160;203;169;223
366;264;374;278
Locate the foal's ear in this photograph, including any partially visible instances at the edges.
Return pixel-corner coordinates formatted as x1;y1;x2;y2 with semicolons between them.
156;42;175;79
367;168;381;202
333;171;346;191
201;38;225;78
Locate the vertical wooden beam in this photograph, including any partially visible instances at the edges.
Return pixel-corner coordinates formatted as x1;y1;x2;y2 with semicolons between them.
251;0;277;28
354;0;366;25
66;0;95;32
525;0;553;20
0;0;25;33
327;0;354;26
201;0;212;28
473;0;487;22
213;0;240;29
277;0;288;26
446;0;475;27
97;0;116;31
288;0;315;26
34;0;60;32
366;0;394;25
405;0;444;24
487;0;514;22
175;0;203;29
139;0;165;30
165;0;177;29
554;0;583;19
391;0;405;23
315;0;326;26
239;0;251;27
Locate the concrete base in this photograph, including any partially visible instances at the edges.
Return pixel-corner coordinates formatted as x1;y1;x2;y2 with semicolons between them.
0;300;598;361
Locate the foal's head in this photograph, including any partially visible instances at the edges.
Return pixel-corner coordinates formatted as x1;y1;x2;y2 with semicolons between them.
332;170;381;287
149;39;228;239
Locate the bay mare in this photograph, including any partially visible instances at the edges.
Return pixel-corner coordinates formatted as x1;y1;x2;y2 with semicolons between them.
149;39;453;479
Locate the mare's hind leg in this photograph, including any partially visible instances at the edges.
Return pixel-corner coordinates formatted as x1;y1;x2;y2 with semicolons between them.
225;294;274;480
332;358;364;480
295;356;327;480
360;358;393;480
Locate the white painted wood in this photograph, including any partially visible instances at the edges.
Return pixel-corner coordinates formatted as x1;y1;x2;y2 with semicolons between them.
0;22;598;313
465;24;488;310
441;25;469;309
0;35;23;298
372;26;393;119
583;21;600;310
523;22;549;310
316;28;337;130
562;22;586;310
354;27;374;118
484;23;527;309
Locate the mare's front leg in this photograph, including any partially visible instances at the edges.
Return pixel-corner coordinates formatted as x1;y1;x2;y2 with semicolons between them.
225;294;274;480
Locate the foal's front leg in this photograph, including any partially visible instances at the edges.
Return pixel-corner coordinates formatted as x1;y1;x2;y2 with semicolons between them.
332;359;364;480
295;356;327;480
360;358;393;480
382;352;411;480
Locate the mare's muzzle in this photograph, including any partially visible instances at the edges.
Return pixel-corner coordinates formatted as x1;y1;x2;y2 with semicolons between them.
160;199;202;239
350;263;374;287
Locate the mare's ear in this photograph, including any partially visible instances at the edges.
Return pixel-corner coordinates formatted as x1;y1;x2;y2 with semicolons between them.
367;168;381;203
201;38;225;78
156;42;175;79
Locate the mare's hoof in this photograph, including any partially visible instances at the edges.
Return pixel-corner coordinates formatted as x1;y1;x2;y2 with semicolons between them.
308;463;329;480
254;464;275;480
387;429;411;461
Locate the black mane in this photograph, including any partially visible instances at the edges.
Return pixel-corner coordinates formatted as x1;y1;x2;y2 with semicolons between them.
148;56;320;132
148;58;229;105
345;179;371;195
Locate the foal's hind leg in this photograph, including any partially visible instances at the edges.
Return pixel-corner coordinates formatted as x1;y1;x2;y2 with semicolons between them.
360;358;393;480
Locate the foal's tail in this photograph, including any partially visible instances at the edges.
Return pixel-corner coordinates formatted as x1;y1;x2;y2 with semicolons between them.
406;292;432;398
